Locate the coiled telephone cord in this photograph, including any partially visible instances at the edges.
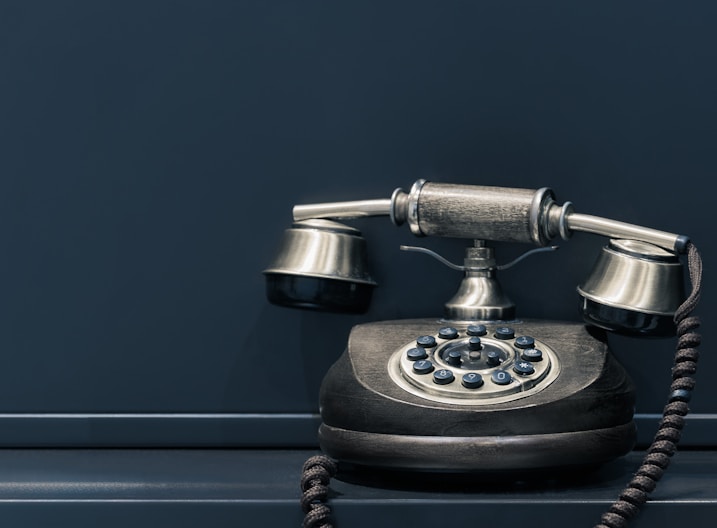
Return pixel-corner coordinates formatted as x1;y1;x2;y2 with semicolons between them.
300;243;702;528
595;242;702;528
300;455;337;528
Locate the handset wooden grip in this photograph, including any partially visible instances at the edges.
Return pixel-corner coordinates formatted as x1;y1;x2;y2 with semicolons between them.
406;181;557;245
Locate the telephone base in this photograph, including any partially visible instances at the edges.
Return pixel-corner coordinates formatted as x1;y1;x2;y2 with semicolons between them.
319;422;636;473
319;318;636;473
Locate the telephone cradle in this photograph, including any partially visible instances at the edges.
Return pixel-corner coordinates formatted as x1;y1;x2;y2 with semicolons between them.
319;318;635;473
264;181;702;527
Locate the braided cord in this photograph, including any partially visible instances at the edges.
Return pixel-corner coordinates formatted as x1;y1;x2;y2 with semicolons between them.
595;242;703;528
301;455;338;528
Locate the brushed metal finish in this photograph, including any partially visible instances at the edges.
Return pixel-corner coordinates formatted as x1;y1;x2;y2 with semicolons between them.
443;273;516;320
565;213;685;253
292;198;392;222
285;180;690;254
400;244;517;320
263;219;376;285
529;186;556;245
444;246;516;320
399;244;468;271
405;178;426;236
411;182;556;245
400;244;559;273
578;239;684;315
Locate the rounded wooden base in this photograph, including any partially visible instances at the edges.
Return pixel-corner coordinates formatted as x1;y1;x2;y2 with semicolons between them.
319;421;636;473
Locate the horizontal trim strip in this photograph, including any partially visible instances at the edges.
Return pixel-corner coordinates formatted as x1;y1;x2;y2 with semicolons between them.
0;413;712;447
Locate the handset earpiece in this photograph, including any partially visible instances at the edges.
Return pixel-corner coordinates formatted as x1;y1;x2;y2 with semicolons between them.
578;239;686;337
263;219;376;314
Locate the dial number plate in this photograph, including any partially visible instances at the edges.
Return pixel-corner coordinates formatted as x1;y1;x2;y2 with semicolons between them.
387;325;560;405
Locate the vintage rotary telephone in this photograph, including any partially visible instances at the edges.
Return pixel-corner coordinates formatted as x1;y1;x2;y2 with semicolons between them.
263;180;702;528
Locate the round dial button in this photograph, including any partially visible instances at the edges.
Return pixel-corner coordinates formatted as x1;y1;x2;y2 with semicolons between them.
486;350;501;366
406;347;428;361
515;336;535;349
494;327;515;340
438;327;459;340
416;335;437;348
468;336;482;350
433;369;455;385
491;370;512;385
521;348;543;362
461;372;484;389
413;360;434;375
446;349;462;366
513;361;536;376
466;324;487;336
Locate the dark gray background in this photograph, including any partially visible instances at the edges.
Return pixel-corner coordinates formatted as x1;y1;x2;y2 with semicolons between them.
0;1;714;444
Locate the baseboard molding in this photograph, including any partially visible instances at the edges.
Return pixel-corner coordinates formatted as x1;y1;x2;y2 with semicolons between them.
0;412;713;447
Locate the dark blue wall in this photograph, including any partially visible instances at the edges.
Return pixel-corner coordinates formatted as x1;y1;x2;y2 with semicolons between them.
0;1;714;443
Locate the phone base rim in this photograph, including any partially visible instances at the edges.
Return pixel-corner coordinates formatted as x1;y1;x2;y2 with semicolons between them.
318;421;636;473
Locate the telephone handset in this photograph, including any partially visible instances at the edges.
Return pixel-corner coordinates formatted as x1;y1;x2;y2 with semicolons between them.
264;180;702;527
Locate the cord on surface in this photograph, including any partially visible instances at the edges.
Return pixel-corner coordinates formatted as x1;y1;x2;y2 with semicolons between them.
301;455;338;528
